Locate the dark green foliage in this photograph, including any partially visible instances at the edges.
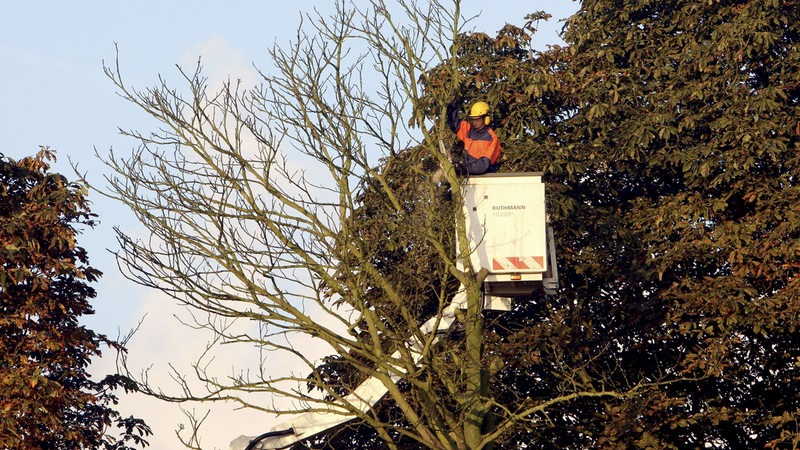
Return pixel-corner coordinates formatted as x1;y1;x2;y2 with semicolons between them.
0;149;151;449
540;1;800;447
495;1;800;448
309;1;800;448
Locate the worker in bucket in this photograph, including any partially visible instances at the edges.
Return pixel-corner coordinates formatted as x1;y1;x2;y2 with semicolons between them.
447;100;502;175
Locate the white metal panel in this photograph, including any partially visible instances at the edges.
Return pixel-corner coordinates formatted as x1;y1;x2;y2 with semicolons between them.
461;173;548;282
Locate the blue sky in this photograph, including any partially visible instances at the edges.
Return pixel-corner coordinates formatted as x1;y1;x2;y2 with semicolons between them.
1;1;578;448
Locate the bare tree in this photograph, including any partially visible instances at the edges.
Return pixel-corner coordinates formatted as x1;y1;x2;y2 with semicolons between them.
97;1;498;448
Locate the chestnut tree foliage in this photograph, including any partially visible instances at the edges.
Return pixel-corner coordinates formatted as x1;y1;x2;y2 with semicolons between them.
0;149;150;449
425;0;800;448
100;0;800;449
536;1;800;447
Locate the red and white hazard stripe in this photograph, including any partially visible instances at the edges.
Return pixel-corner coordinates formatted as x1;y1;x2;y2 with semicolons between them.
492;256;544;271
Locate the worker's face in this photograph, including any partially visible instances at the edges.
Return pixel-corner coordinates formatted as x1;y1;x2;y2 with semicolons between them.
468;115;487;131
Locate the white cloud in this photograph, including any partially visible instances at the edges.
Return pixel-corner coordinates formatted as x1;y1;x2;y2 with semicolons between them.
181;34;259;93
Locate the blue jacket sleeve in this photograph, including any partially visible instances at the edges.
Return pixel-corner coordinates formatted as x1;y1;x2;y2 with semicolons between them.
446;101;461;133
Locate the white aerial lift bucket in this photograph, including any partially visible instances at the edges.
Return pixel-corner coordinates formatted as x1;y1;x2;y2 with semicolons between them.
459;172;558;310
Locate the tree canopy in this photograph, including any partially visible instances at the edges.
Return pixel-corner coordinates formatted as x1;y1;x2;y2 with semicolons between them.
0;149;151;449
99;0;800;448
420;0;800;447
538;1;800;447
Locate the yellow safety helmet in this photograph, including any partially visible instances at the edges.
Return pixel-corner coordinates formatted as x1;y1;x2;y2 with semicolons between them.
468;101;491;125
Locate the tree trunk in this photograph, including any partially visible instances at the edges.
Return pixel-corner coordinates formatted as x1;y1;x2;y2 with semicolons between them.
462;274;486;449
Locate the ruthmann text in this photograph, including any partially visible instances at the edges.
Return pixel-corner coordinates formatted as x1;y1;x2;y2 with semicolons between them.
492;205;526;210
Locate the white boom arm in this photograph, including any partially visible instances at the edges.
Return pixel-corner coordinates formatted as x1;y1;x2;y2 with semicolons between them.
229;289;468;450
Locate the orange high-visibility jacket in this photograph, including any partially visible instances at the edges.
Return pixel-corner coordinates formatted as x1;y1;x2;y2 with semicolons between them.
455;120;502;164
